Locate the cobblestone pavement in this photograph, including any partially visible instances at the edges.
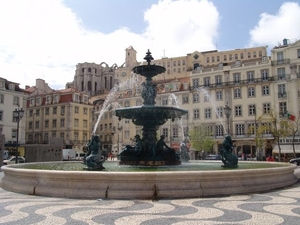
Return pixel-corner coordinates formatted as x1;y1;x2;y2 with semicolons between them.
1;169;300;225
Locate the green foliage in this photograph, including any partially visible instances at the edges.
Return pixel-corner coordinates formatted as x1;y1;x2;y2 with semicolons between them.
188;124;215;152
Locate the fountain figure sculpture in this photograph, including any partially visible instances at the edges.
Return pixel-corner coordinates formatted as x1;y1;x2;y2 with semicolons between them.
84;135;106;170
116;50;187;165
220;135;238;168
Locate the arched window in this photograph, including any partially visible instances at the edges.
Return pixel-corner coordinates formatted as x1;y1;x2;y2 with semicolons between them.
88;67;91;73
88;81;92;91
110;77;113;89
81;81;84;91
104;77;107;89
94;82;97;92
82;68;84;73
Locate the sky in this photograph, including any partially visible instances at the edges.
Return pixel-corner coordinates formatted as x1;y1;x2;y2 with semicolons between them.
1;0;300;90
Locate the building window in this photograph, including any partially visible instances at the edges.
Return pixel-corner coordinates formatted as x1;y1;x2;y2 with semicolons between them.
0;94;4;104
83;120;87;128
60;118;65;127
248;52;251;58
253;52;257;58
215;75;222;85
35;109;40;116
204;95;209;102
277;68;285;80
61;106;65;115
193;93;199;103
74;119;79;127
52;119;56;128
206;57;210;63
262;85;269;95
182;95;189;104
259;51;262;57
53;107;57;115
82;107;87;115
45;120;49;128
235;105;242;116
216;107;223;118
212;56;215;62
217;56;220;62
234;88;241;98
247;71;255;82
233;73;240;84
74;106;79;113
249;104;256;116
263;123;271;134
229;54;232;60
263;103;270;114
216;125;224;136
236;124;245;135
205;108;211;119
297;49;300;58
0;111;3;121
35;121;39;129
278;84;286;96
29;121;33;129
163;128;169;138
74;132;79;141
224;55;227;61
192;79;199;88
13;96;19;106
44;133;48;142
248;123;256;135
261;69;268;80
240;53;244;59
83;133;87;141
172;127;179;139
193;109;200;119
52;131;56;137
60;132;65;139
216;90;222;100
162;97;168;105
45;108;49;115
204;77;210;87
248;87;255;97
279;102;287;116
12;129;17;138
235;54;238;60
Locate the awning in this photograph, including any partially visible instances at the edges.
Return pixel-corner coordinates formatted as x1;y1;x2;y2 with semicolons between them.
272;145;300;154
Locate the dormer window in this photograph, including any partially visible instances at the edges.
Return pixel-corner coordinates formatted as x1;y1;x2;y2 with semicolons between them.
0;81;4;89
53;95;58;103
36;98;40;105
46;96;51;103
30;98;34;105
9;84;15;90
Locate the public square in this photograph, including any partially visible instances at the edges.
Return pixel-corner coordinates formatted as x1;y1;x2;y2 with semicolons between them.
1;168;300;225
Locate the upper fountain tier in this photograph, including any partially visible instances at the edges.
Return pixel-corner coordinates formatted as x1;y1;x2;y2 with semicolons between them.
132;49;166;80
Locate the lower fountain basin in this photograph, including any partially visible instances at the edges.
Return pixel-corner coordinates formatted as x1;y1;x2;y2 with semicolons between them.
0;161;297;199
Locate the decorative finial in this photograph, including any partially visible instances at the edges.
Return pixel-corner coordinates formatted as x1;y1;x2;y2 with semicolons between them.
144;49;154;65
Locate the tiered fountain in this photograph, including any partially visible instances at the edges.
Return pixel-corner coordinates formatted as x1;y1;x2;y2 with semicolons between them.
115;50;187;165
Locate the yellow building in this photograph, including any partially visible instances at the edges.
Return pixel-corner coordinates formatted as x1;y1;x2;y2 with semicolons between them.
25;88;93;152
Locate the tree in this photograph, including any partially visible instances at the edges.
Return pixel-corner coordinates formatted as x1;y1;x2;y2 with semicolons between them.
189;124;215;157
259;108;291;162
247;122;266;161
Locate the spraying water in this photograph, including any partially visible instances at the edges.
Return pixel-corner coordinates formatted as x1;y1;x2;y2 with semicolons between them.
169;93;185;141
92;76;139;135
196;86;227;134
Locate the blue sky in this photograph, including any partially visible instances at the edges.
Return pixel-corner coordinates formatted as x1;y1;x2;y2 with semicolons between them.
0;0;300;89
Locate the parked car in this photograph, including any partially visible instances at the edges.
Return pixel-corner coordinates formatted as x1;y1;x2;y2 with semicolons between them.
3;156;26;165
289;158;300;166
205;154;221;160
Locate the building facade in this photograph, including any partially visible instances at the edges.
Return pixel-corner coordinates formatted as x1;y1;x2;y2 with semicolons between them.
0;78;27;156
25;88;93;152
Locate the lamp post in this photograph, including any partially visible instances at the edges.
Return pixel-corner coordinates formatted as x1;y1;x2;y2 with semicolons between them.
224;103;231;135
13;106;24;163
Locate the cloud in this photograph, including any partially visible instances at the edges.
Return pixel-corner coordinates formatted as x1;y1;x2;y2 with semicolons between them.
0;0;219;89
249;2;300;48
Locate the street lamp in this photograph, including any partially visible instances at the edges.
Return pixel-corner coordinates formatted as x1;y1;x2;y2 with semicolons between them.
13;106;24;163
224;103;231;135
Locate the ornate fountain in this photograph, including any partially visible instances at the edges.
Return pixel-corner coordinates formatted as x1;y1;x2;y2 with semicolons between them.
115;50;188;165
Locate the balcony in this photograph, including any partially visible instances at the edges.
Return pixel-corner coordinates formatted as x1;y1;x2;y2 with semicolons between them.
271;58;290;66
